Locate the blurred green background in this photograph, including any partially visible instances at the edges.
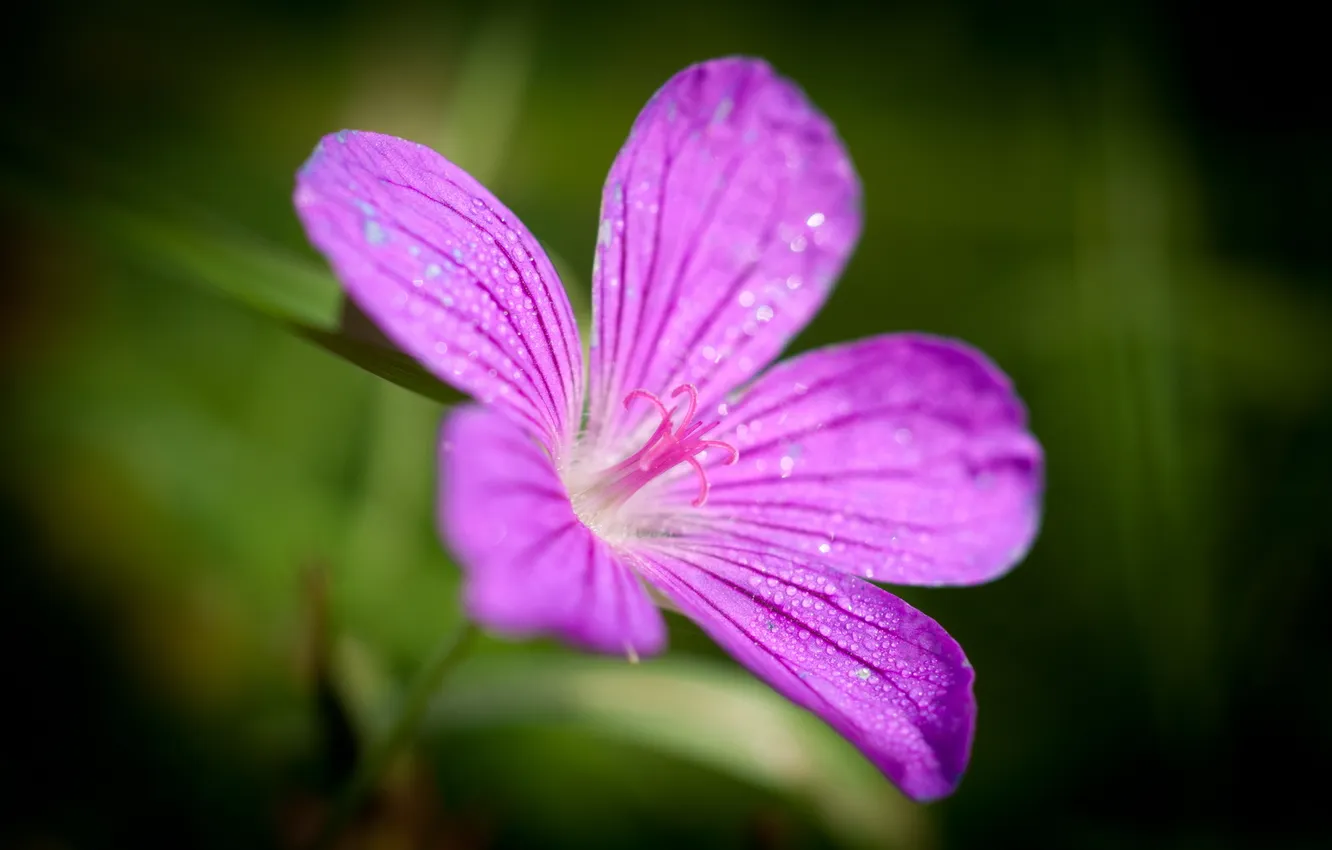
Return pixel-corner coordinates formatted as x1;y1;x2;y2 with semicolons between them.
2;1;1329;848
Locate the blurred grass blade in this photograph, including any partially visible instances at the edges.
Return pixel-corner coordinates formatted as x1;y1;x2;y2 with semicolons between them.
83;196;463;405
427;655;933;850
90;199;343;331
435;11;533;181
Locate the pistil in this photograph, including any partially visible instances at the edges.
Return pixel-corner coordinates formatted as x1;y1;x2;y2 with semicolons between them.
574;383;739;522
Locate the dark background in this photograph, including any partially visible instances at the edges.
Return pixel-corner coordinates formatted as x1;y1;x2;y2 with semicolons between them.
2;1;1328;848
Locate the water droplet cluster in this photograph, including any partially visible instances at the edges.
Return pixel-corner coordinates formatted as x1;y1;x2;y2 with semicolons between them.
295;131;583;454
638;544;970;773
653;336;1042;586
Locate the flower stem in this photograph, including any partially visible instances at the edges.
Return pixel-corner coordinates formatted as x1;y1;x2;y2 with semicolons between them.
312;621;479;849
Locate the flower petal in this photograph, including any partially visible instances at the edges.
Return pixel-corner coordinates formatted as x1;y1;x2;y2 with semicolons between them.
295;131;583;454
659;334;1043;586
632;542;975;802
588;57;861;452
439;405;665;655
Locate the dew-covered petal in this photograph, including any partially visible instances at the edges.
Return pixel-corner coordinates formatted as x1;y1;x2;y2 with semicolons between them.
295;131;583;456
439;405;665;655
657;334;1043;586
588;57;861;453
632;543;974;802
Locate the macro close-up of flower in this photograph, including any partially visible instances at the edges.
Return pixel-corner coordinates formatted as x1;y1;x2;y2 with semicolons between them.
7;3;1325;847
294;57;1044;802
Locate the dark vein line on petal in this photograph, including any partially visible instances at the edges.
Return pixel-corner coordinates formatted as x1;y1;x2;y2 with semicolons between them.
641;552;926;714
379;175;576;413
657;545;954;682
622;70;762;402
318;210;557;441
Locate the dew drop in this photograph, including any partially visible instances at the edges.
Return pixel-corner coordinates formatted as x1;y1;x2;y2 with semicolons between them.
363;220;387;245
712;97;733;124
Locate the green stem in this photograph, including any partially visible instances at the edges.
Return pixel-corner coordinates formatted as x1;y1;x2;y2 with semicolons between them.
313;622;479;849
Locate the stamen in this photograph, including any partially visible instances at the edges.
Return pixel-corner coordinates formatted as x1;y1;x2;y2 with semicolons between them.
682;455;709;506
608;418;670;472
574;382;740;520
670;383;699;434
698;440;741;465
623;388;672;421
674;420;708;443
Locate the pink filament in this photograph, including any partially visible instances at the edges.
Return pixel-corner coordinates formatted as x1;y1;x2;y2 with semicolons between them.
584;383;739;511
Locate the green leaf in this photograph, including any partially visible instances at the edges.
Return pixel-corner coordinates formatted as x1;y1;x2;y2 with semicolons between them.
426;654;932;849
295;321;464;407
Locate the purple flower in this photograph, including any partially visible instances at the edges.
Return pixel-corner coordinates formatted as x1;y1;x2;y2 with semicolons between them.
293;57;1042;802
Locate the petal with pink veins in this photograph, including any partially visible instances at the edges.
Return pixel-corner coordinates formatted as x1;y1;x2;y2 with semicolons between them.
633;541;975;802
654;334;1043;586
588;57;861;453
296;131;583;455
